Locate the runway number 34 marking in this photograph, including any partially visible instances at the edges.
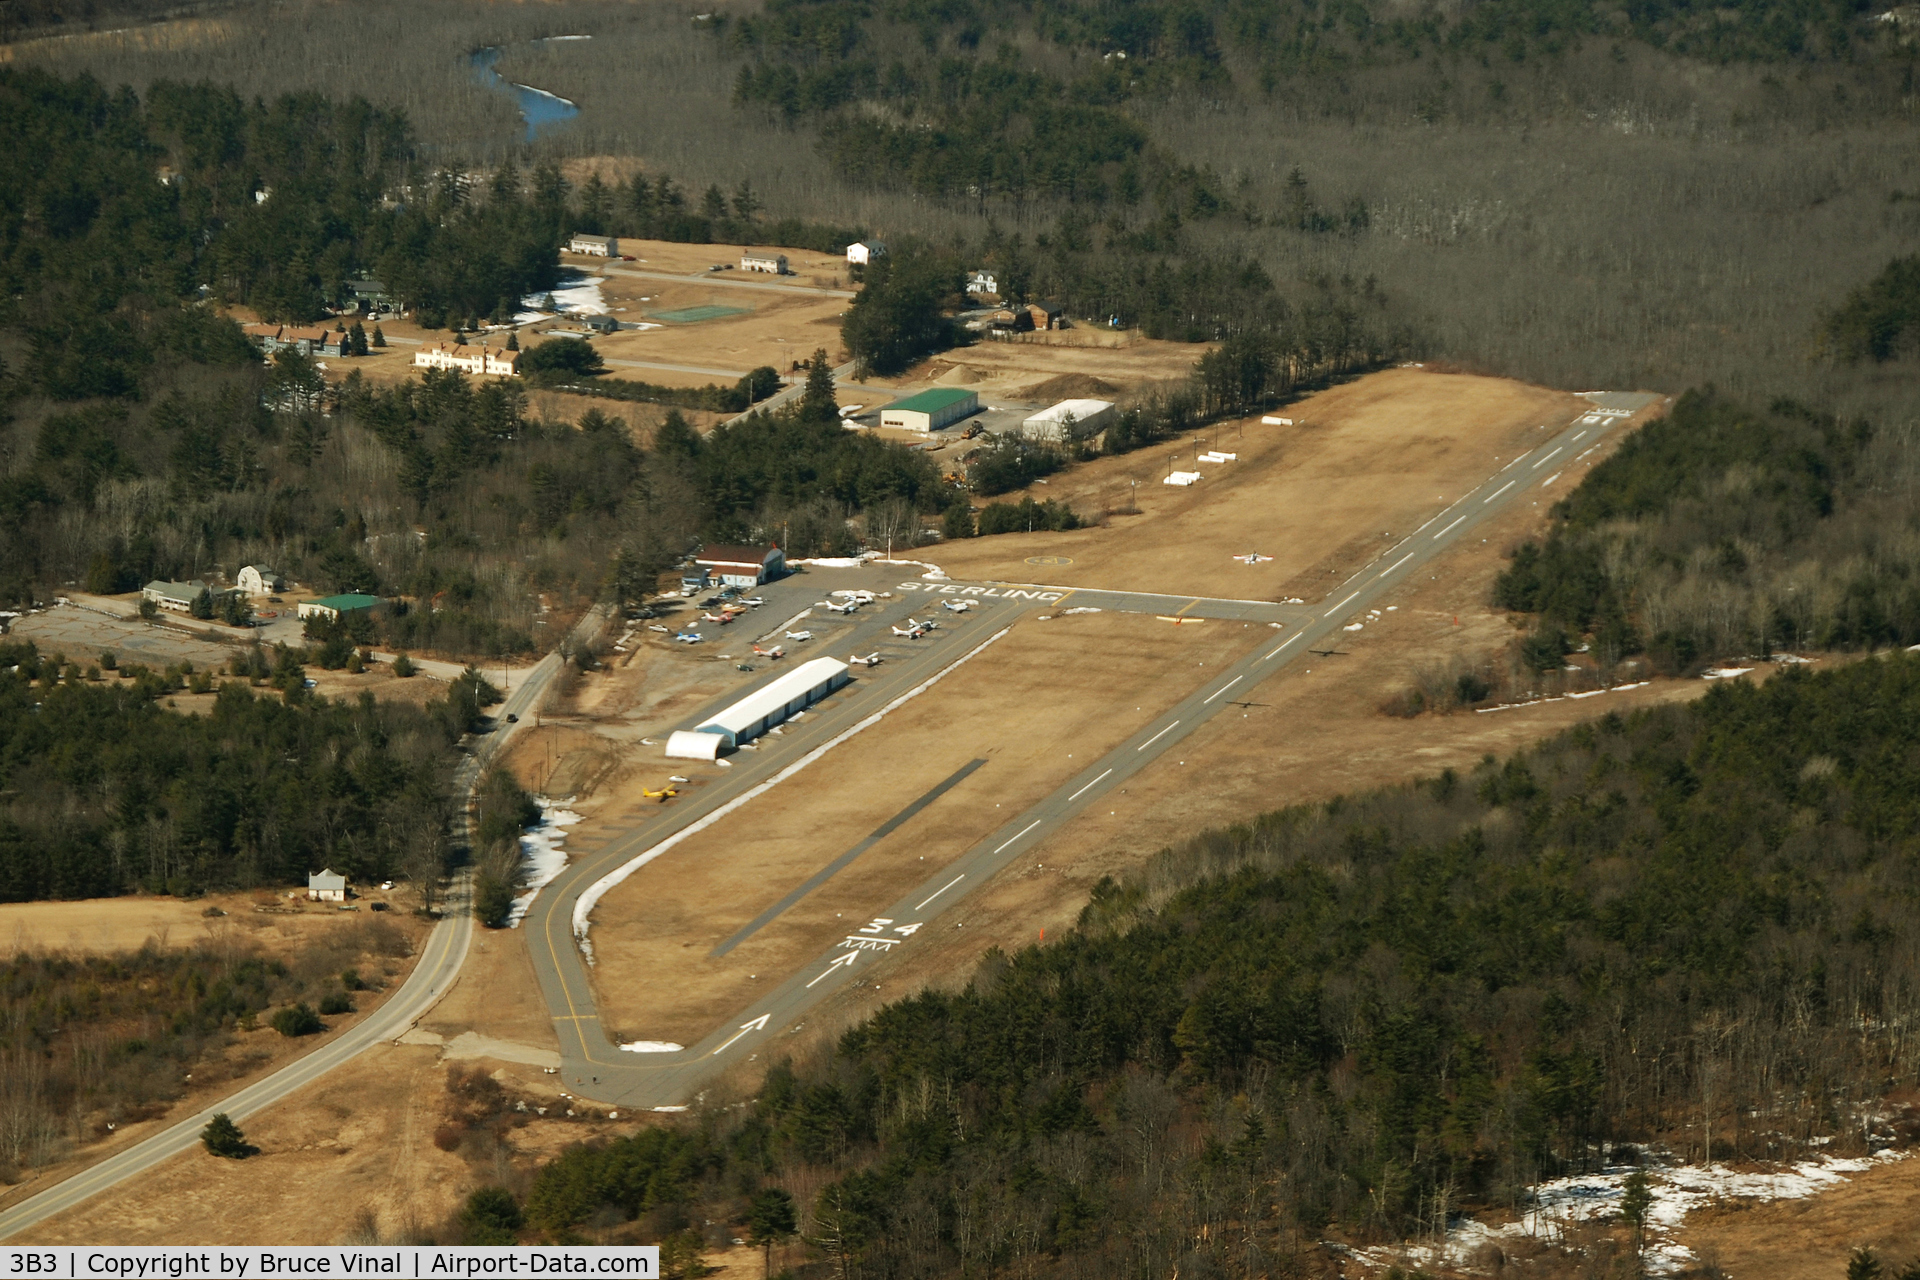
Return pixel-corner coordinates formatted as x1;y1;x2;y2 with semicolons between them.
842;918;922;951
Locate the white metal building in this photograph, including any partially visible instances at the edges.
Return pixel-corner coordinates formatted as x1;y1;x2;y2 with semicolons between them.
664;730;723;761
695;545;786;587
1021;399;1115;443
670;657;851;754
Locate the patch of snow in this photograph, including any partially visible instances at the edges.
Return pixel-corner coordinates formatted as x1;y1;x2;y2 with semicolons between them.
1343;622;1364;631
1702;667;1754;680
1060;607;1103;615
505;798;583;927
1358;1150;1909;1276
515;271;606;324
619;1041;685;1053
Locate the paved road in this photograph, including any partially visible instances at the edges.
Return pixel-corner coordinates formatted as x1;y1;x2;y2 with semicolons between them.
527;395;1658;1108
0;616;599;1241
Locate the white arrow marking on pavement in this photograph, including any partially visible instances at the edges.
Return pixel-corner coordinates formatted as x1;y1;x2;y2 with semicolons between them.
806;953;858;989
916;875;964;909
712;1013;772;1055
1067;768;1114;801
1137;720;1180;751
1484;480;1516;503
1203;676;1243;704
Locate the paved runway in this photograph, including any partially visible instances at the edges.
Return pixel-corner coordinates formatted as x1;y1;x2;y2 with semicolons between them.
526;393;1659;1109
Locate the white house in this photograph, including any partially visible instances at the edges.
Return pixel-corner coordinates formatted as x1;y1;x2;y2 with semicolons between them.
308;869;347;902
142;579;209;614
237;565;285;596
414;343;520;377
846;241;887;266
966;269;1000;297
568;234;617;256
741;252;788;275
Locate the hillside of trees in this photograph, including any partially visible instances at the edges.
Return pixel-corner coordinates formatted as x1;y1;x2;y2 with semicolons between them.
503;654;1920;1271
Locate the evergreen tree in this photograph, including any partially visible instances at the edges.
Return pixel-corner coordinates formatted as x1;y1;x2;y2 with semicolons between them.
746;1188;796;1278
800;349;838;423
348;321;368;356
460;1186;523;1244
372;324;386;348
201;1112;258;1159
506;330;519;351
391;652;415;677
189;589;214;620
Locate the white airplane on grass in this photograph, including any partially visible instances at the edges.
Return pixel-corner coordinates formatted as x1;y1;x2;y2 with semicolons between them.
849;652;882;667
785;630;813;641
674;631;703;644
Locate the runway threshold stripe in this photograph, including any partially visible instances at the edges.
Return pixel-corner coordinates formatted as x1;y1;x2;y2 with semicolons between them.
1484;480;1516;503
1067;768;1114;802
916;875;965;910
1137;720;1180;751
1203;676;1243;704
710;758;989;957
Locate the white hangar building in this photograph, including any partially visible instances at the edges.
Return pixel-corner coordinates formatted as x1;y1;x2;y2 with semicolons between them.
665;656;852;758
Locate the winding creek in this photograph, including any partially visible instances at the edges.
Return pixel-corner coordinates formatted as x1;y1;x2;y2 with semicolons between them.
470;37;586;140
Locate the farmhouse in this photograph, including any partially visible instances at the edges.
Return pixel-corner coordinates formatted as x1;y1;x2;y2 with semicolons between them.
307;869;347;902
142;579;211;614
569;233;617;256
880;388;979;433
1022;398;1116;444
846;240;887;266
668;656;851;756
966;269;1000;297
298;593;383;622
344;279;393;312
695;545;786;587
237;565;285;596
741;252;788;275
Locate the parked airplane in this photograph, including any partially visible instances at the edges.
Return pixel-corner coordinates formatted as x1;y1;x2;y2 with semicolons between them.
674;631;703;643
752;643;785;659
647;624;670;633
785;630;813;641
849;652;882;666
942;599;975;612
892;620;927;639
642;786;680;802
824;600;860;614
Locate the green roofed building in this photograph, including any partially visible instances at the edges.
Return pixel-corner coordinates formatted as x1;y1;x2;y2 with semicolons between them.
879;388;979;433
297;593;383;623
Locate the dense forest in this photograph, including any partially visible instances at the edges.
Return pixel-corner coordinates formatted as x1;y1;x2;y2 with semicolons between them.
500;654;1920;1271
1491;387;1920;674
0;639;461;900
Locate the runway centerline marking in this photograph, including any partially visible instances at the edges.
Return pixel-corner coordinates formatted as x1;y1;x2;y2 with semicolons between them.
1381;553;1414;576
1264;634;1303;660
1484;480;1516;503
1067;768;1114;801
993;820;1042;854
1433;515;1467;539
916;875;965;910
1137;720;1180;751
1532;447;1562;468
1324;591;1361;618
1203;676;1243;704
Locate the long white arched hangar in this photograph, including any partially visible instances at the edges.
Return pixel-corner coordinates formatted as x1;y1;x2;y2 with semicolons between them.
665;657;852;757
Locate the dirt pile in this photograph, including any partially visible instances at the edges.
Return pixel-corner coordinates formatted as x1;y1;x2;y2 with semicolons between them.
1017;372;1120;401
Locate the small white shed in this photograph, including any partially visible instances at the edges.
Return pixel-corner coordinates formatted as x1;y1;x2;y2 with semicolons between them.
308;868;347;902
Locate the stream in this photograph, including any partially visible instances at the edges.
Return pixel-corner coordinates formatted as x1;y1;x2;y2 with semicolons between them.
470;37;586;141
